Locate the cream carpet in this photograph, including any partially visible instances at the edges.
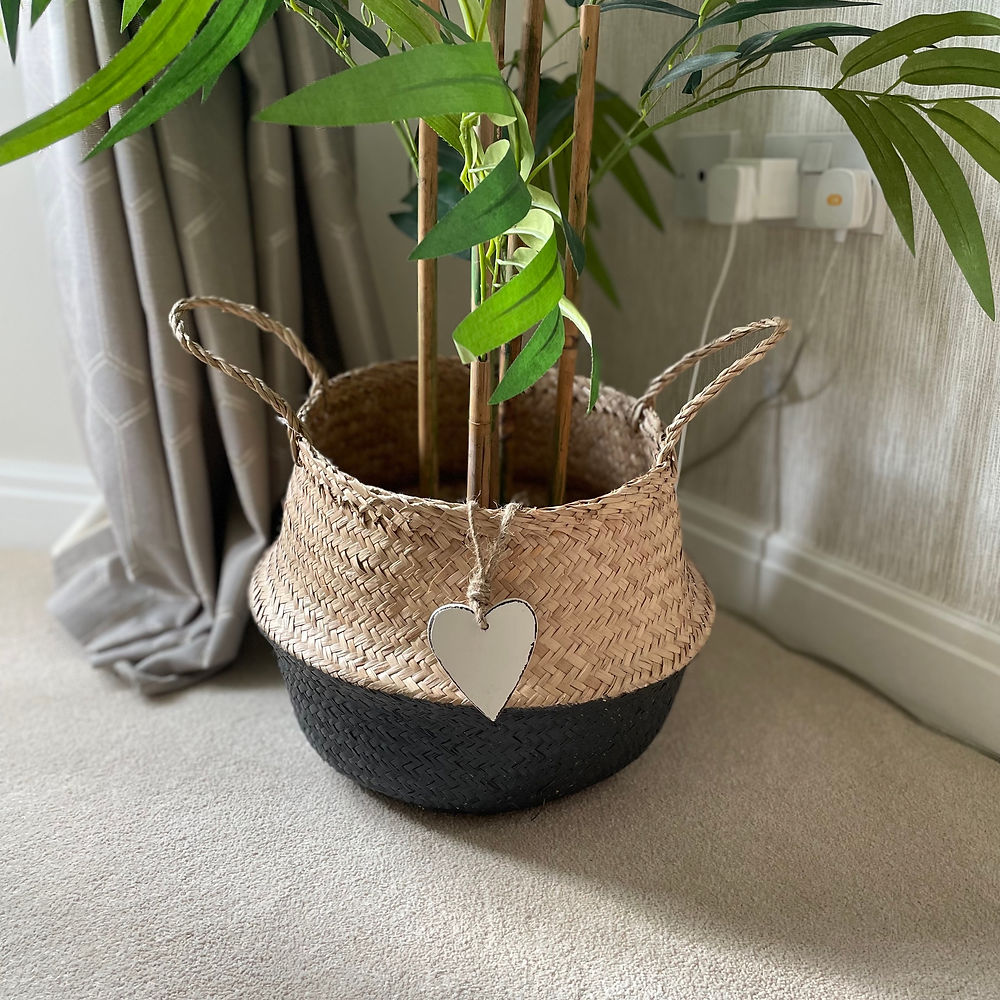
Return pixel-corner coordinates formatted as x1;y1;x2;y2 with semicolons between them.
2;549;998;1000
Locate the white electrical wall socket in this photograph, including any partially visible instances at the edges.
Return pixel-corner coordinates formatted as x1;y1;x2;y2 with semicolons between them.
670;131;741;220
762;131;888;236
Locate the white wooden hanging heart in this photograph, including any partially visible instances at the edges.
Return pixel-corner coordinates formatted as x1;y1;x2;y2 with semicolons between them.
428;599;537;722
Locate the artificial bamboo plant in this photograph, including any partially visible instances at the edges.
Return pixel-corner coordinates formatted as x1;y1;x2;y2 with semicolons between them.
4;2;1000;506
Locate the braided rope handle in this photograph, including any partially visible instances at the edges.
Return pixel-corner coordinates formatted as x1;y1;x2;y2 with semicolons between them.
632;317;790;466
169;296;328;458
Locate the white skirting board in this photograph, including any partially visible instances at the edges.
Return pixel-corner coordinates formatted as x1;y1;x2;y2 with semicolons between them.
0;460;98;551
680;492;1000;758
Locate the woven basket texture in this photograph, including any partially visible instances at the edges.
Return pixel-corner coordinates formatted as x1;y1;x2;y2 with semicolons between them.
250;357;714;709
275;642;687;813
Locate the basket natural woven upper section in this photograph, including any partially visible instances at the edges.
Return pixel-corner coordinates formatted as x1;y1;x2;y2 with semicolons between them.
170;298;788;709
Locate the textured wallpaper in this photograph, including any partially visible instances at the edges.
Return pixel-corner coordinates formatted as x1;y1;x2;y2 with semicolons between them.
585;2;1000;626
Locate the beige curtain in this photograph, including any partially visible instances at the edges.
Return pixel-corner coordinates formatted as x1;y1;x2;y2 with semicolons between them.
21;4;389;692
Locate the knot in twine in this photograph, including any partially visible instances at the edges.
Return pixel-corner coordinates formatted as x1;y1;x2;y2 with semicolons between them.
466;501;521;629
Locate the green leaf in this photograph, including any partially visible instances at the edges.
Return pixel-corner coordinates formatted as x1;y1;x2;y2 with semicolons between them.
391;164;469;257
599;0;697;17
507;207;557;248
588;340;601;412
30;0;53;26
425;114;463;151
596;83;672;170
739;22;876;63
362;0;440;47
453;234;563;356
593;116;662;228
558;296;600;411
0;0;214;166
703;0;875;27
681;70;703;95
841;12;1000;79
822;89;914;252
90;0;270;157
527;184;562;218
258;42;513;127
927;100;1000;186
409;0;473;42
533;89;576;159
650;49;738;91
507;93;535;180
870;97;994;318
810;37;838;54
490;308;565;404
642;0;875;93
562;216;586;276
735;29;781;58
900;47;1000;90
203;0;278;103
121;0;146;31
1;0;19;60
411;144;531;259
309;0;389;58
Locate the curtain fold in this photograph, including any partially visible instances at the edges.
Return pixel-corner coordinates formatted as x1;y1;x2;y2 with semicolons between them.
21;3;389;692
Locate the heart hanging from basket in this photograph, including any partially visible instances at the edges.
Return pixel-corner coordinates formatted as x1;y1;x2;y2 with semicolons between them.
428;599;537;722
427;502;536;721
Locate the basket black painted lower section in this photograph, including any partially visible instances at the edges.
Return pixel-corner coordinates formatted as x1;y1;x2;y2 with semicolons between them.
273;642;686;814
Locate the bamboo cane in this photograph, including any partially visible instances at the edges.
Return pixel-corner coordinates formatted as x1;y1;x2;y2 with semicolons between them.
467;0;507;506
549;4;600;506
497;0;546;501
417;2;441;499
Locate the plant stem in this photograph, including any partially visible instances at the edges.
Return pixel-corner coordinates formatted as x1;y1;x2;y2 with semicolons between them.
498;0;546;502
455;0;477;37
540;19;579;60
468;249;493;503
417;0;441;499
527;130;575;182
466;0;506;506
393;121;420;173
550;3;600;506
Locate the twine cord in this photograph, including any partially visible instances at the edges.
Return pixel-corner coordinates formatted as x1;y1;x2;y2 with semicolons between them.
628;318;790;466
466;501;521;628
168;295;328;460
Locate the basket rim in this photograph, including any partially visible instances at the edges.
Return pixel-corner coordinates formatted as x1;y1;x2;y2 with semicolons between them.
294;355;673;517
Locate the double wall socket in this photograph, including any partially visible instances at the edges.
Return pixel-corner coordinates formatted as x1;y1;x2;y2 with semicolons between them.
668;129;887;237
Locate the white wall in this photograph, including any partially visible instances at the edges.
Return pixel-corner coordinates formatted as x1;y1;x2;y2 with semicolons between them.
0;56;95;546
0;58;82;464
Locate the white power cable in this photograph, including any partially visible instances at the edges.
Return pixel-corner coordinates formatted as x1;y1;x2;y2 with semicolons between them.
678;235;846;479
676;221;740;477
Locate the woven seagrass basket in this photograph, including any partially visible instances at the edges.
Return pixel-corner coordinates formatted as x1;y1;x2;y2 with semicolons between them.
171;297;787;813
